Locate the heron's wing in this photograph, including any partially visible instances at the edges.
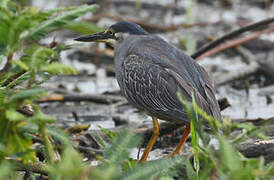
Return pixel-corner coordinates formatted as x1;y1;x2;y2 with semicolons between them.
121;54;209;123
195;66;222;121
173;56;222;121
168;68;220;120
121;35;221;121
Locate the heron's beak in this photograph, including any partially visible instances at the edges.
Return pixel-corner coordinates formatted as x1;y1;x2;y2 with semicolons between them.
74;31;115;46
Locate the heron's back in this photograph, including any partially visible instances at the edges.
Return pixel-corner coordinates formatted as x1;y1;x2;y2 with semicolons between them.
115;35;221;122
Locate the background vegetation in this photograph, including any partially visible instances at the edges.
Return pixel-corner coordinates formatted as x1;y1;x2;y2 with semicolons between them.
0;0;273;179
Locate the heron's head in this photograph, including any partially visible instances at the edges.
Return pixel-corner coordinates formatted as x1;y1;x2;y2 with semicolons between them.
74;21;148;46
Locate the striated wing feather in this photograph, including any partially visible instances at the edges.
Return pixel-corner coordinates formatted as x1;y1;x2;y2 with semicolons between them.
196;67;222;121
115;35;221;122
121;54;215;123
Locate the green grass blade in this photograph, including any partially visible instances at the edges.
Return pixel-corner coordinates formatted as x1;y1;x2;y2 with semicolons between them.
103;130;141;164
41;62;77;75
64;21;103;35
122;157;183;180
20;4;99;42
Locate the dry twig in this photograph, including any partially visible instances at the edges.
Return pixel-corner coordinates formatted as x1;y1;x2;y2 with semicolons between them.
8;159;48;176
196;29;274;61
38;93;122;104
191;17;274;59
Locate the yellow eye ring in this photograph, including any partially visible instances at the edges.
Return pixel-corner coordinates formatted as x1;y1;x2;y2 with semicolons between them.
108;30;114;36
104;29;115;36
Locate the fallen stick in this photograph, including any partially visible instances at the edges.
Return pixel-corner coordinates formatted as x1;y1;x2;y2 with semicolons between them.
37;93;122;104
191;17;274;59
76;145;103;158
196;29;272;61
237;138;274;164
231;117;274;126
9;159;48;176
3;70;27;87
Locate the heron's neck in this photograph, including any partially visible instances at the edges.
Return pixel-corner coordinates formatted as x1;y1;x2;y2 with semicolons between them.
116;33;131;42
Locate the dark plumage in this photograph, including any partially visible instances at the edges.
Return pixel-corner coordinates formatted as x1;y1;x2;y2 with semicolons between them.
115;34;221;123
110;21;149;35
75;21;221;162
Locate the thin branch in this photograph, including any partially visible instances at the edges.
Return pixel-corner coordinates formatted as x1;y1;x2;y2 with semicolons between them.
196;29;273;61
191;17;274;59
3;70;26;87
39;125;54;164
37;93;122;104
8;159;48;176
237;138;274;164
231;117;274;126
76;145;103;158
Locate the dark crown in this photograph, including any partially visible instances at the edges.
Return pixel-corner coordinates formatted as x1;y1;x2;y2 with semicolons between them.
110;21;148;35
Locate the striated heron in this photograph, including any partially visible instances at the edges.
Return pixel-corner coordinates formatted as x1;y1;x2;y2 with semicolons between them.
75;21;221;162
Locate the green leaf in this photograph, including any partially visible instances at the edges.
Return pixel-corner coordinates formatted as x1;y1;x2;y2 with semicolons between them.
0;10;11;53
41;62;77;75
6;109;26;121
47;146;86;180
0;7;34;53
53;43;82;54
21;4;99;42
192;102;221;135
13;60;29;71
45;6;76;15
7;88;47;103
29;113;56;125
121;157;183;180
184;158;197;178
18;125;71;146
7;14;30;52
64;21;103;35
0;162;12;179
5;71;30;89
0;87;5;103
98;125;117;140
183;35;197;55
0;0;11;11
218;135;241;171
90;163;119;180
46;126;72;146
177;93;202;173
30;46;55;71
103;130;141;164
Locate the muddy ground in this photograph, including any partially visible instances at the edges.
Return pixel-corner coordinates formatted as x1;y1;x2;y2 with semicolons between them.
34;0;274;161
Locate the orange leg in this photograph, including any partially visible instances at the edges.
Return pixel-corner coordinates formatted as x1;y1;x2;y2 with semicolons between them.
170;123;191;157
140;116;160;163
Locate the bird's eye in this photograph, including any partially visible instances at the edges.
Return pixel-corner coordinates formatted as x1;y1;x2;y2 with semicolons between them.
108;30;115;36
